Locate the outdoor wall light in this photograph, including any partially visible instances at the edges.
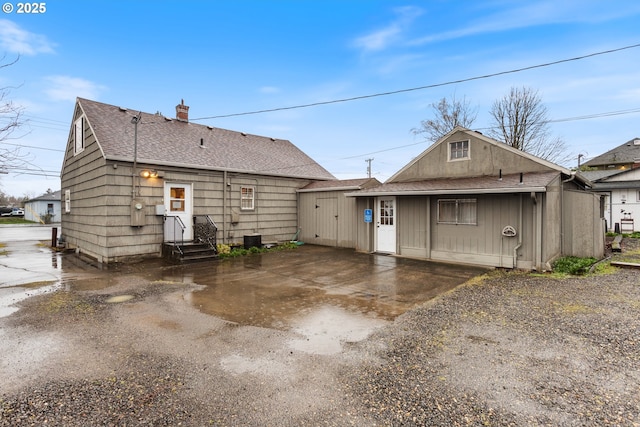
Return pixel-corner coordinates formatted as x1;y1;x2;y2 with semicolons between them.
140;169;158;178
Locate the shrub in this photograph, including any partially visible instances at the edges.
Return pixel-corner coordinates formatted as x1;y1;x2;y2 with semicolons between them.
216;243;231;255
552;256;597;275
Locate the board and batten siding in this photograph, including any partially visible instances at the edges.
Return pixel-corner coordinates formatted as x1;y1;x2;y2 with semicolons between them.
397;196;430;258
298;190;359;248
562;189;605;259
428;194;532;268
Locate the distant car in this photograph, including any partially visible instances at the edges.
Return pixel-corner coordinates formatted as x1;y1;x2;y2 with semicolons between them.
1;207;24;217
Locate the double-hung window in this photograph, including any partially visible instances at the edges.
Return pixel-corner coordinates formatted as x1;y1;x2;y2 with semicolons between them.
437;198;477;225
241;186;254;210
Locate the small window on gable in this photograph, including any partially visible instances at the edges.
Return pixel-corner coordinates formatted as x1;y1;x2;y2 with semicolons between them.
64;189;71;213
449;140;469;161
241;186;254;210
74;116;85;155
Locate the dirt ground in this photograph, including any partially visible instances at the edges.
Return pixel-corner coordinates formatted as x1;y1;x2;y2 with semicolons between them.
1;241;639;426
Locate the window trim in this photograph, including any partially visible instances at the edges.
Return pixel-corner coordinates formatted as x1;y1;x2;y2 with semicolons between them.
64;189;71;213
437;198;477;225
448;139;470;162
73;116;85;155
240;186;255;211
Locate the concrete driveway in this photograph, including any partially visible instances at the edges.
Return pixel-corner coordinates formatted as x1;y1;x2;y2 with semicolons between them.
1;225;486;348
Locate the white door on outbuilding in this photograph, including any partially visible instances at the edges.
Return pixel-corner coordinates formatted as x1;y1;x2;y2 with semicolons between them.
376;197;396;253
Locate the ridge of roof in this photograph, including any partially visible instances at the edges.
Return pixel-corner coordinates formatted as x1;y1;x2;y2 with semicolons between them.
583;137;640;166
386;126;570;183
75;98;335;181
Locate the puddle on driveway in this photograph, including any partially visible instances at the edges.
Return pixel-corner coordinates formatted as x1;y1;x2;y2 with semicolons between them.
288;305;389;355
183;246;486;353
3;240;486;353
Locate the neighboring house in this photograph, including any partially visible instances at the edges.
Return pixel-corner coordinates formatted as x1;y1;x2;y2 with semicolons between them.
581;137;640;232
297;178;381;247
24;190;62;223
346;127;605;270
60;98;335;263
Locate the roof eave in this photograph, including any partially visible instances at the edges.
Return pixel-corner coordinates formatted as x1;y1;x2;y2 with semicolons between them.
297;186;363;193
106;155;334;181
346;186;548;197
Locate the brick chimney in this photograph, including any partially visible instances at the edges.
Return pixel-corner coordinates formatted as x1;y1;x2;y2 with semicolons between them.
176;99;189;122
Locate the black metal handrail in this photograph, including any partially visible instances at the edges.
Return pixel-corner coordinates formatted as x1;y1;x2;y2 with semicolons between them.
194;215;218;253
164;215;185;256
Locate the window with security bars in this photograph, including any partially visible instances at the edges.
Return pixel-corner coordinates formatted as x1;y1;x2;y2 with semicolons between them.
241;186;254;210
449;140;469;161
437;198;477;225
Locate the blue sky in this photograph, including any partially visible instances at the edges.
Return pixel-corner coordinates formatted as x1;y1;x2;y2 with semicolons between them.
0;0;639;197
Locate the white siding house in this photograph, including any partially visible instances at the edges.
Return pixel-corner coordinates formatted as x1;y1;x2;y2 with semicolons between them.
24;190;61;223
582;137;640;232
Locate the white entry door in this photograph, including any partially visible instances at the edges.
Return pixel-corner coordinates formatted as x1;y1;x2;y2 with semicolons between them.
164;183;193;241
376;197;396;253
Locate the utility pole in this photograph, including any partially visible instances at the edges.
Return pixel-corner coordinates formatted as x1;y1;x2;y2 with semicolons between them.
365;158;374;178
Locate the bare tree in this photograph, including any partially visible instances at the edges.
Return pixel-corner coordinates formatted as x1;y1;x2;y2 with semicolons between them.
487;86;569;164
0;55;28;176
413;94;478;143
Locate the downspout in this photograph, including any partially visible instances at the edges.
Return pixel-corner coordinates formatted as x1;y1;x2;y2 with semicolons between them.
512;193;523;268
223;170;227;244
561;173;577;254
131;112;141;198
250;178;259;234
607;190;613;232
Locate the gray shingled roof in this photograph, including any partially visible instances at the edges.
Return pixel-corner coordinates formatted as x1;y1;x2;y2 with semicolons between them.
346;171;562;197
78;98;335;180
298;178;381;192
583;138;640;167
26;190;62;202
579;169;625;182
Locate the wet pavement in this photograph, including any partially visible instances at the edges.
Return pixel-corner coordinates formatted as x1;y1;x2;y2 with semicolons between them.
0;224;487;350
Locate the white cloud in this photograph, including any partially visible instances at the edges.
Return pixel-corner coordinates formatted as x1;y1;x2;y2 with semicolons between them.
44;76;106;102
410;1;640;46
259;86;280;94
0;19;55;55
352;6;423;52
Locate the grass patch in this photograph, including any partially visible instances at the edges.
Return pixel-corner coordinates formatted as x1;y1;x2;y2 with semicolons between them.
552;256;597;276
217;241;299;259
0;218;36;225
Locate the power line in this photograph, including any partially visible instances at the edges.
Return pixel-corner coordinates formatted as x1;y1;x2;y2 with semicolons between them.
0;141;65;152
342;107;640;159
191;43;640;121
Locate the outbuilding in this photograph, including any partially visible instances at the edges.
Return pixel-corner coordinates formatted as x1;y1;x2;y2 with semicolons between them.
347;127;605;270
24;190;61;224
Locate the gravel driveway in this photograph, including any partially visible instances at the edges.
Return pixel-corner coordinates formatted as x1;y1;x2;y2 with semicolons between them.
1;242;639;426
